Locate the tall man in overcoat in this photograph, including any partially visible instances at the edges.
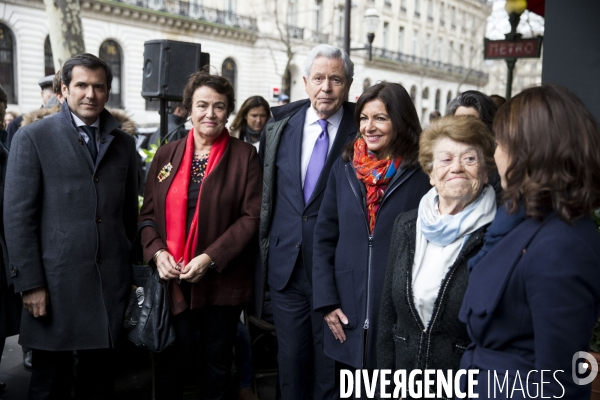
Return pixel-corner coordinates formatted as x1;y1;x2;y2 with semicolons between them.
258;44;356;400
4;53;139;399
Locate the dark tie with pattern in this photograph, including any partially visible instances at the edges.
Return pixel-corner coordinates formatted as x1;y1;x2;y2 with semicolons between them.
80;125;98;162
303;119;329;204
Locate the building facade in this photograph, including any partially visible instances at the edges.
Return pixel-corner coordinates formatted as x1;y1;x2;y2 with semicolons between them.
0;0;492;126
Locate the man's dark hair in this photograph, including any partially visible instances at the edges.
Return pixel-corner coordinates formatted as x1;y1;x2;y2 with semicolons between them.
445;90;497;130
61;53;113;92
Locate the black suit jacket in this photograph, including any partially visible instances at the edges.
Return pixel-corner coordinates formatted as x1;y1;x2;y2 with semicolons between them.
259;100;357;294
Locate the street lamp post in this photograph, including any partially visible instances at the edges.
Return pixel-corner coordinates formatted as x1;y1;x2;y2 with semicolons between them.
504;0;527;99
343;2;380;61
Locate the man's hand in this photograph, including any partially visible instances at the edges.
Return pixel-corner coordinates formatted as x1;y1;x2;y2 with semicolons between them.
23;286;49;318
180;253;212;283
324;308;349;343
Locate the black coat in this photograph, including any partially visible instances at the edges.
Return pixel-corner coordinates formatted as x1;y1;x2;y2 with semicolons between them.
4;102;139;350
377;209;488;399
312;159;430;369
0;139;21;339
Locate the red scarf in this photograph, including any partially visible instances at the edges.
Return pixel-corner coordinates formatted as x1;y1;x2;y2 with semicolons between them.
353;138;401;234
164;128;229;314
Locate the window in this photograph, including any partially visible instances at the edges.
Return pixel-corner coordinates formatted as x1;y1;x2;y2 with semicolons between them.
450;6;456;29
383;22;389;50
227;0;236;12
414;0;421;17
427;0;433;22
400;0;407;12
459;44;464;63
44;36;55;77
422;87;429;100
363;78;371;92
440;2;445;24
412;30;418;56
0;23;16;104
447;90;452;106
288;0;298;26
448;41;454;64
435;89;441;110
425;34;431;59
437;37;442;61
99;40;123;109
398;27;405;53
315;0;323;31
410;85;417;102
222;58;237;97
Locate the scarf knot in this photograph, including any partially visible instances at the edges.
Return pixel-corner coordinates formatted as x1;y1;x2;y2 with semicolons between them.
353;138;401;233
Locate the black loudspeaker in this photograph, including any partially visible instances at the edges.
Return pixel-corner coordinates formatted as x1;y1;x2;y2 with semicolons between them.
141;40;210;101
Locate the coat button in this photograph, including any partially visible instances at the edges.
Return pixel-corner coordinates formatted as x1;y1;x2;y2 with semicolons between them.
93;176;99;183
78;138;84;145
97;258;102;264
11;267;17;275
295;243;301;248
95;216;102;223
101;138;107;144
302;216;308;221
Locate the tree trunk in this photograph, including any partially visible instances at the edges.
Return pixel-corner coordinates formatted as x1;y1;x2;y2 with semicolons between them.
44;0;86;71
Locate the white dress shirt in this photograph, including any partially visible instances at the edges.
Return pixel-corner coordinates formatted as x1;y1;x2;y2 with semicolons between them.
300;105;344;187
71;112;101;149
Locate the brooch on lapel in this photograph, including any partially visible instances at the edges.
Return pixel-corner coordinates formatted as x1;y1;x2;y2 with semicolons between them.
157;163;173;182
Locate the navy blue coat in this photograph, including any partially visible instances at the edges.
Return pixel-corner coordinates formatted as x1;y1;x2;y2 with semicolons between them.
459;213;600;399
312;158;430;369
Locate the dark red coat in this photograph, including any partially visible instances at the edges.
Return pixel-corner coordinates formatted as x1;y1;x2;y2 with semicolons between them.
139;135;262;309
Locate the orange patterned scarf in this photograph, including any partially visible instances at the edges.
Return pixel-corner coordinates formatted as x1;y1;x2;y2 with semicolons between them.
352;138;401;233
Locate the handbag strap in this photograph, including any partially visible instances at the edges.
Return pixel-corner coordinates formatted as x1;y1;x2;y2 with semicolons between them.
132;220;162;264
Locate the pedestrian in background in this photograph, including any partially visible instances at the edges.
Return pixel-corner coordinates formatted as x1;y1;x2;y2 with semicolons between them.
139;71;261;400
230;95;271;150
312;82;430;382
459;84;600;398
4;53;139;399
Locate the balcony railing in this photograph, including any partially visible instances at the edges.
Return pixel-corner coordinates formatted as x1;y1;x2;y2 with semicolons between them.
371;47;488;81
112;0;259;31
312;32;330;44
287;25;304;39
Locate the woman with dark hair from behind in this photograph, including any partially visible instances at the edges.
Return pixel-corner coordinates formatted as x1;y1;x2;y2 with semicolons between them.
312;82;431;380
459;84;600;398
229;95;271;150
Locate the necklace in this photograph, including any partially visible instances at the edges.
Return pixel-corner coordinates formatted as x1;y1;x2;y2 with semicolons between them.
191;152;210;184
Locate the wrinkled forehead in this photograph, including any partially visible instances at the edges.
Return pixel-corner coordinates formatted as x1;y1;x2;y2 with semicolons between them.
308;56;346;78
433;137;480;157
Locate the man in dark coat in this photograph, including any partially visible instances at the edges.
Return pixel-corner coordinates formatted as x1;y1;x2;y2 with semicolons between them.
4;53;138;399
257;44;356;400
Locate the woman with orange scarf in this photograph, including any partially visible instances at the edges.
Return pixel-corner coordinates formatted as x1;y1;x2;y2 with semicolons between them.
312;82;430;374
139;72;262;399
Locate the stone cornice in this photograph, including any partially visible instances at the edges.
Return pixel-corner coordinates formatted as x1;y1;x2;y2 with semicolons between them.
82;0;258;42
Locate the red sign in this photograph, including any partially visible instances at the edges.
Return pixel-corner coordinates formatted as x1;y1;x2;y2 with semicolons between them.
484;37;543;59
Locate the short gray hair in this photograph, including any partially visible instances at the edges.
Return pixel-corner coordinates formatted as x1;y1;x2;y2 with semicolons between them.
303;45;354;81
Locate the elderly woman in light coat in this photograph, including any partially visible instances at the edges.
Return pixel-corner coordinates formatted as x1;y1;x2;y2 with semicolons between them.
377;115;497;399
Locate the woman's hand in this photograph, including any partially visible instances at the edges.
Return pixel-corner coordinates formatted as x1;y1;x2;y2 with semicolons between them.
155;251;181;280
180;253;212;283
324;308;349;343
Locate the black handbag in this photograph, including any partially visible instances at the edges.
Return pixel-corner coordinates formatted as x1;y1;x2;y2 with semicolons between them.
123;220;176;353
